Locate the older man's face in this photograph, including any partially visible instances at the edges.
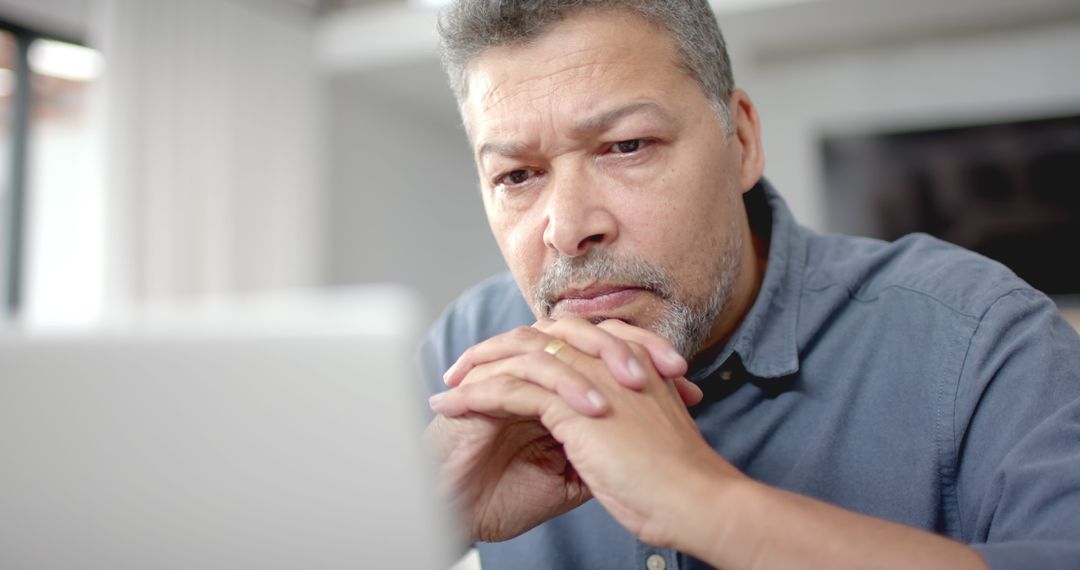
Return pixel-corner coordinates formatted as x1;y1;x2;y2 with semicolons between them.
462;9;762;356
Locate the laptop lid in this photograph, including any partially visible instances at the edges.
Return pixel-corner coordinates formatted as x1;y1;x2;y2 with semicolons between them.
0;287;455;570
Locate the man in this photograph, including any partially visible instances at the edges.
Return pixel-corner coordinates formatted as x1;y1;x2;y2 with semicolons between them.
420;1;1080;568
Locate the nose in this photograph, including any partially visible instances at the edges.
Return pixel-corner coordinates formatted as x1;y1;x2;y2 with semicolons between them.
541;168;617;257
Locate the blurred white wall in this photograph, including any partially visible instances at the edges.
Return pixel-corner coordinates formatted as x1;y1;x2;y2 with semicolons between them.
326;60;504;319
319;0;1080;316
93;0;325;312
0;0;327;327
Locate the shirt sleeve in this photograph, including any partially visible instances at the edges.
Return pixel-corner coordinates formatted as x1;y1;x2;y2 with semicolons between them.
417;273;536;404
419;309;456;399
416;302;472;425
951;289;1080;569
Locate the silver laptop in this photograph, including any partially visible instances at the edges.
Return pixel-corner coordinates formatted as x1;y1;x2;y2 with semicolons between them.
0;287;456;570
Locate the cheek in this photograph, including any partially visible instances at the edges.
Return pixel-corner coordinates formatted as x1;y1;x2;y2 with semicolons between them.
618;172;702;254
624;175;738;281
487;206;546;289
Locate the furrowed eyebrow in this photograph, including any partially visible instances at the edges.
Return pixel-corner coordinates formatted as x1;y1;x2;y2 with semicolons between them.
477;140;531;160
475;102;677;160
572;101;677;135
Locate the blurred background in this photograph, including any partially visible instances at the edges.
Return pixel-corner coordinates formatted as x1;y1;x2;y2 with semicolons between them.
0;0;1078;330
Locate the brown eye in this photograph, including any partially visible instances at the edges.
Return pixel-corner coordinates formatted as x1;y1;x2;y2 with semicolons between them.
506;169;531;185
610;140;645;154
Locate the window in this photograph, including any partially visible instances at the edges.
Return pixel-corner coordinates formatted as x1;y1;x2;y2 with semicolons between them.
0;26;23;316
0;19;102;319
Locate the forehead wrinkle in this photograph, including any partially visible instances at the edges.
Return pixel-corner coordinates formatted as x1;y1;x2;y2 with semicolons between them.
475;44;621;114
473;60;619;161
468;35;685;162
467;8;689;110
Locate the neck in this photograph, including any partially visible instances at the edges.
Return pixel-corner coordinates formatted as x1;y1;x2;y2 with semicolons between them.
697;223;769;359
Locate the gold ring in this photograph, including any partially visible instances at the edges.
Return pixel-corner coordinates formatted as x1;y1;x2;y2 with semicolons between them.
543;339;566;356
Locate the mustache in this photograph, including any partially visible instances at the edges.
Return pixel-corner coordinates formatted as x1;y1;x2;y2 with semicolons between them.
532;249;676;316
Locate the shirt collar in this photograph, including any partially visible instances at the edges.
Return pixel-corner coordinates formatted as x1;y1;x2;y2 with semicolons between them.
688;178;806;382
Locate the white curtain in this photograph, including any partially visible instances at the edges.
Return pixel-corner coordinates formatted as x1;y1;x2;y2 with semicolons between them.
85;0;324;316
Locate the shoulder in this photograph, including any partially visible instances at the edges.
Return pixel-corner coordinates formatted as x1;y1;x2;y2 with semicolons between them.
418;272;535;390
437;272;535;343
803;231;1033;319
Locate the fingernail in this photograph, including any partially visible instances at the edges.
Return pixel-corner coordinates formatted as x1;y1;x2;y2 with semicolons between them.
428;392;447;411
627;357;646;382
688;381;704;399
664;349;686;368
586;390;608;411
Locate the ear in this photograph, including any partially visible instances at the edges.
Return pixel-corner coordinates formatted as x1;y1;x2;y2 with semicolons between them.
728;89;765;193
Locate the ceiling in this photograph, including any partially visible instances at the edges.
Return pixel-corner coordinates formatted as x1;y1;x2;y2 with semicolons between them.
321;0;400;12
319;0;826;15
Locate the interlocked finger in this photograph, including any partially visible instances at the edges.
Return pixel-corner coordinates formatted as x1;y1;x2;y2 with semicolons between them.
444;326;559;388
455;343;607;416
594;319;702;406
534;317;689;390
429;374;565;420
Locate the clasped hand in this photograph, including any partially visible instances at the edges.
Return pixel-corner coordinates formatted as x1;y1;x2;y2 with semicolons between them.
426;317;738;549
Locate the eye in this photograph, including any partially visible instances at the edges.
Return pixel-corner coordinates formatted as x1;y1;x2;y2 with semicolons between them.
607;139;648;155
495;168;541;188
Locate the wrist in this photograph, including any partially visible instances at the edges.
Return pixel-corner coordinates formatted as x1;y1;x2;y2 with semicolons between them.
663;450;762;565
683;477;990;570
698;476;772;569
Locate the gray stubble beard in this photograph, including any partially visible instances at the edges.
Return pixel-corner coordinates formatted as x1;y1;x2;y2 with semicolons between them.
532;227;743;359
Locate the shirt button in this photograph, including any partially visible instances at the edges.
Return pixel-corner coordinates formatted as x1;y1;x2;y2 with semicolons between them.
646;553;667;570
719;370;733;381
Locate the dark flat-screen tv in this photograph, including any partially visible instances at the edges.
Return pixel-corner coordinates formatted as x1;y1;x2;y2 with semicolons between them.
821;112;1080;297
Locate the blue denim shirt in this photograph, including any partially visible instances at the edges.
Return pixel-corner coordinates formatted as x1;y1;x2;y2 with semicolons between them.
420;181;1080;570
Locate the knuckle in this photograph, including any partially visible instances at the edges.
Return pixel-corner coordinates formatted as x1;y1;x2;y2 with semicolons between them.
521;351;548;372
485;377;511;396
530;343;575;372
453;382;474;399
508;325;536;342
532;317;554;329
457;368;479;387
458;362;493;387
501;378;531;398
547;316;584;334
460;375;500;398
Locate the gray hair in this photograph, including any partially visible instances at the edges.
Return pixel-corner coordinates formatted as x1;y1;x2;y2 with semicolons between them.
437;0;736;130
